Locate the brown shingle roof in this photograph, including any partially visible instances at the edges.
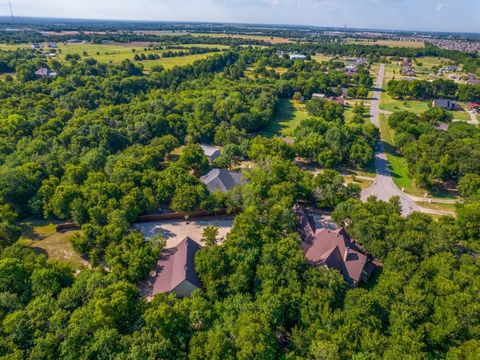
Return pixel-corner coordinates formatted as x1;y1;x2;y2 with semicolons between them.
152;237;203;296
294;205;369;285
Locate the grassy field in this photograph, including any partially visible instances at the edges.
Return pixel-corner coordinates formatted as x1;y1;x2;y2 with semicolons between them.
349;39;425;48
312;53;334;63
18;220;86;270
344;176;374;190
380;92;431;114
260;99;309;137
0;43;224;69
416;201;457;213
344;101;371;124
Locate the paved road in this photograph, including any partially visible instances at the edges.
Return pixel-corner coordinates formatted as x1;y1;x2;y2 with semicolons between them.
360;64;422;216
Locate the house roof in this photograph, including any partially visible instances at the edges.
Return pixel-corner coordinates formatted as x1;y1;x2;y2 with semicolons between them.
303;228;368;284
294;205;368;284
200;144;221;158
152;237;203;296
35;68;57;77
200;168;245;193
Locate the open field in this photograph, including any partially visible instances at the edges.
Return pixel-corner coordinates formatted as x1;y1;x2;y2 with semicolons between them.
0;43;224;69
260;99;308;137
348;39;425;48
17;219;86;270
312;53;334;63
135;216;235;248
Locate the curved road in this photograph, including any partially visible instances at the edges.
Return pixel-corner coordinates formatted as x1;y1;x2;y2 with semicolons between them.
360;64;422;216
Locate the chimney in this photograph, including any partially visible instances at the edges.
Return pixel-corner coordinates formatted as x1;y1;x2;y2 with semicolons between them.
343;247;349;262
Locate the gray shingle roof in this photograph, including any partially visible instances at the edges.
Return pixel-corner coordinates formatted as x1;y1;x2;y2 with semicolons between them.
200;169;245;193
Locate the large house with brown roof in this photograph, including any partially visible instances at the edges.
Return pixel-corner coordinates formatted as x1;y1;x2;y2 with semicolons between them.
151;237;203;298
294;204;373;287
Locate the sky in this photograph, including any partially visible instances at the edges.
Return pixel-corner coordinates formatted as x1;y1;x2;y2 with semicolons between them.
1;0;479;33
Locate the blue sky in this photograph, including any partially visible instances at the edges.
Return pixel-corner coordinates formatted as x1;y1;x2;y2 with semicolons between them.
1;0;479;32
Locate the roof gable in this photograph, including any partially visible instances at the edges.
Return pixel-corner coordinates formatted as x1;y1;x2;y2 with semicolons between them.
152;237;202;296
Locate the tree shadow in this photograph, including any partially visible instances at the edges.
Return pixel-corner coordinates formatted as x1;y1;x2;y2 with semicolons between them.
261;99;295;137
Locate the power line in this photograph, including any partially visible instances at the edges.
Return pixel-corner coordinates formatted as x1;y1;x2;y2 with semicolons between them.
9;1;15;24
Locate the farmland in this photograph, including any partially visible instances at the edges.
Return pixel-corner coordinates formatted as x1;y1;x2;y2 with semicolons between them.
348;39;425;48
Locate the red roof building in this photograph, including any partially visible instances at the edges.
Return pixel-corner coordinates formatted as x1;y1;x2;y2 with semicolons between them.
294;204;373;286
151;237;203;298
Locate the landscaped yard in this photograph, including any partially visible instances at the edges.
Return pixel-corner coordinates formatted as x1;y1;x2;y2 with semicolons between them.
380;92;430;114
260;99;309;137
18;219;86;270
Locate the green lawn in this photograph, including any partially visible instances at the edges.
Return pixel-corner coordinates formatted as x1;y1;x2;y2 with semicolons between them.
416;201;457;213
379;114;420;195
260;99;309;137
380;92;430;114
18;219;86;270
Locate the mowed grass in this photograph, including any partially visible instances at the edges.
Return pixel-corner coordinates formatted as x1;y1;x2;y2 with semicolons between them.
379;114;420;195
416;201;457;213
18;219;86;270
260;99;308;137
380;91;430;114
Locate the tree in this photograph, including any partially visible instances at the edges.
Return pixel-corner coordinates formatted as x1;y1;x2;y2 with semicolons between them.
178;144;210;176
202;226;219;246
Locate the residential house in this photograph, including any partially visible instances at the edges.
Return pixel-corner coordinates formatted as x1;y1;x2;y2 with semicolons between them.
312;93;345;106
401;65;415;77
48;43;58;48
34;67;58;78
200;144;221;162
151;237;203;298
31;43;41;49
432;99;457;110
345;65;357;75
289;53;307;60
200;168;245;193
294;204;374;287
468;79;480;86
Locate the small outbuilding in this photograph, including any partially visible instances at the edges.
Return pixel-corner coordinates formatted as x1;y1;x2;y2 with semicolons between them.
200;144;221;163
